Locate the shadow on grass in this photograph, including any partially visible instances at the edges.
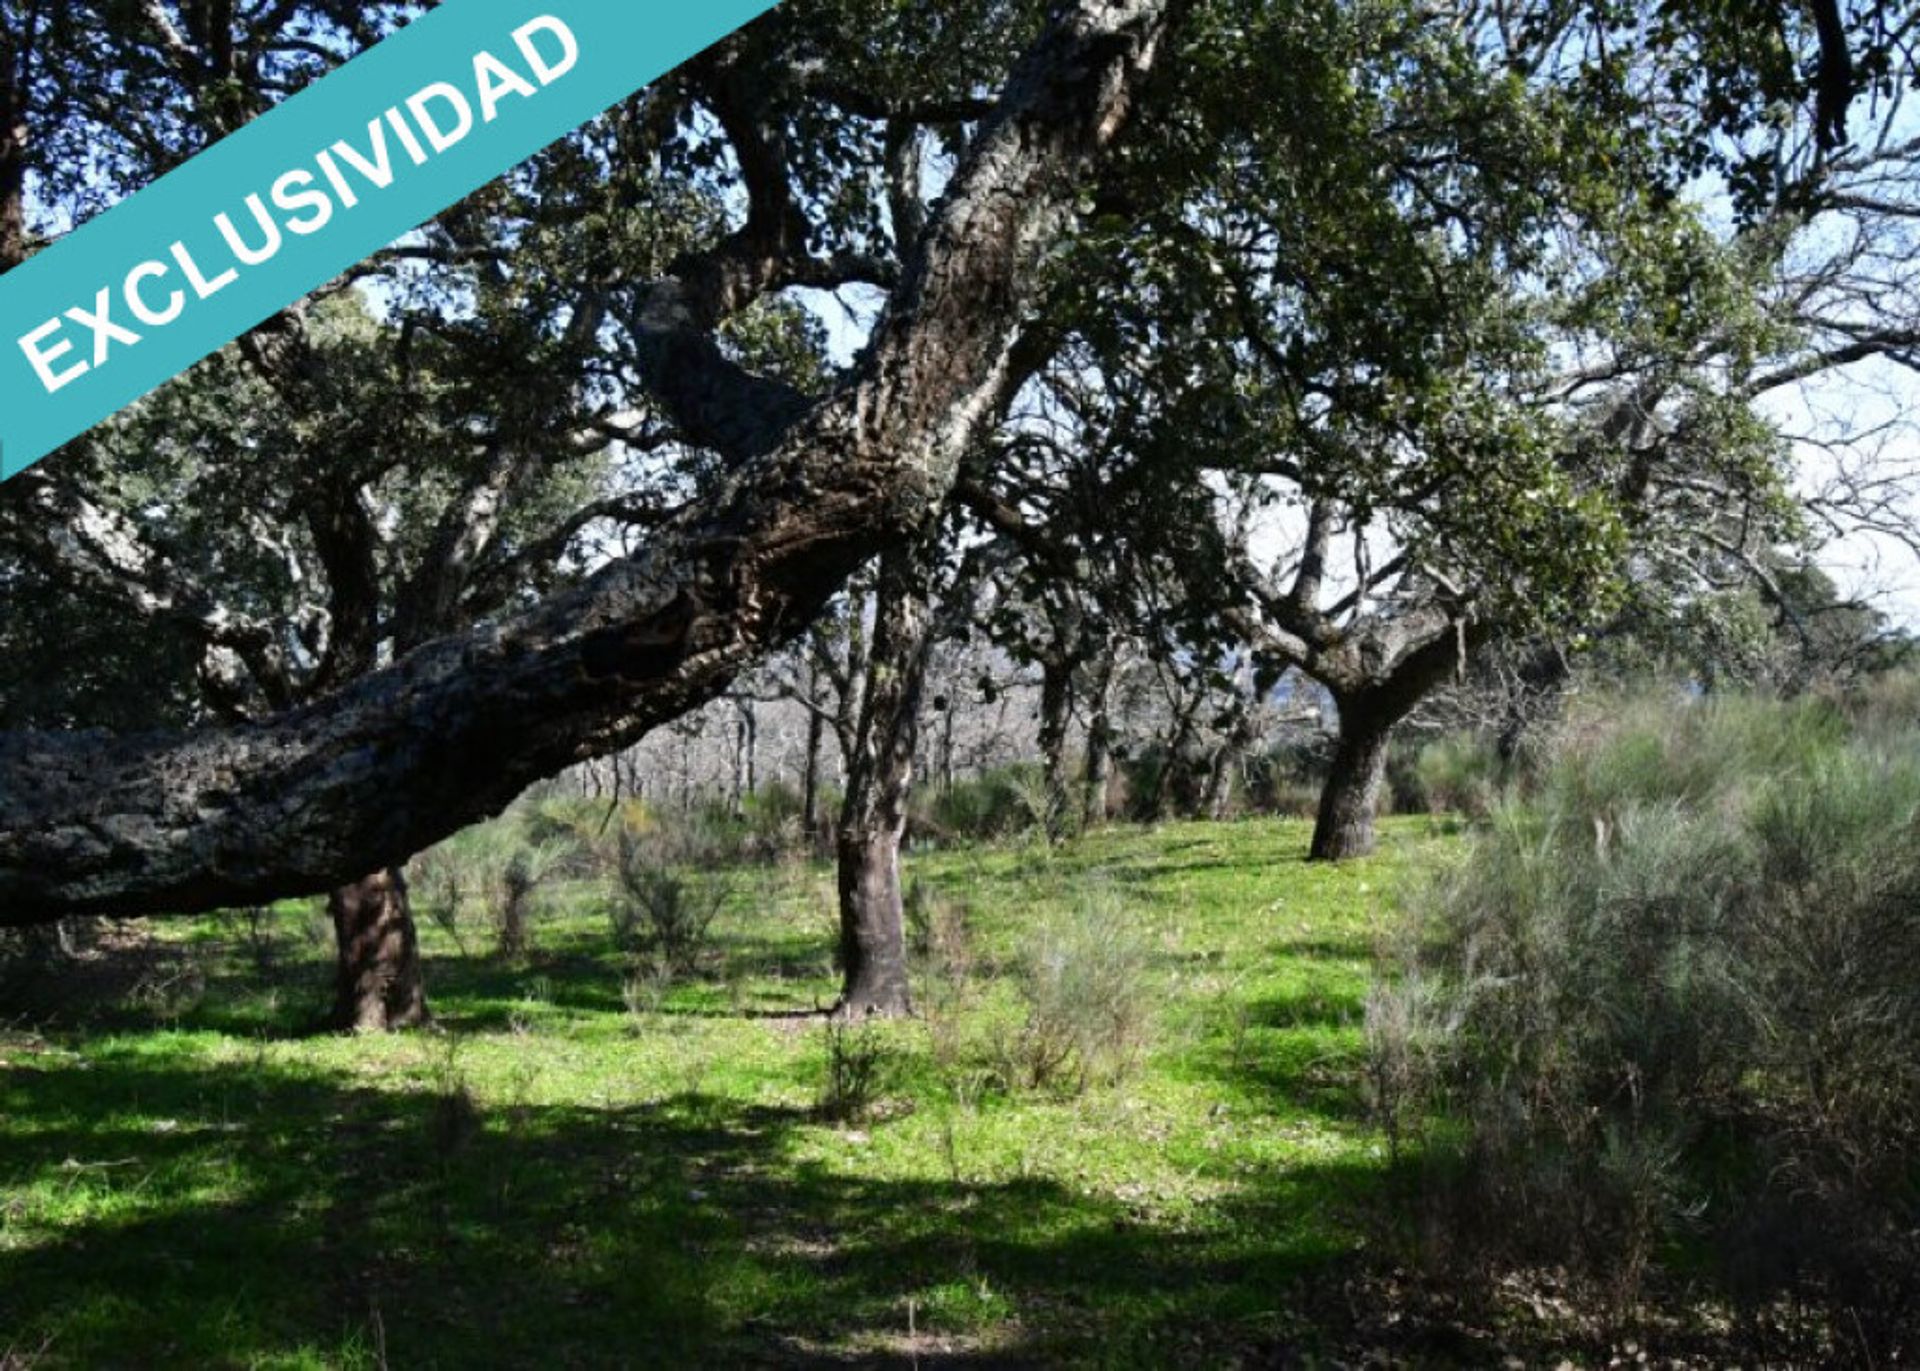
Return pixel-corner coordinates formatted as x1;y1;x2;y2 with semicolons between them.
0;1047;1381;1368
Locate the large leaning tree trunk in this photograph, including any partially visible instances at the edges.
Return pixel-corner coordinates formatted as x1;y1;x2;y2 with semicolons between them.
835;535;938;1018
0;0;1177;927
329;868;429;1031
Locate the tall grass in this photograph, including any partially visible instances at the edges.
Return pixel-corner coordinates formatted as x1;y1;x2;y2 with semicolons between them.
1371;686;1920;1360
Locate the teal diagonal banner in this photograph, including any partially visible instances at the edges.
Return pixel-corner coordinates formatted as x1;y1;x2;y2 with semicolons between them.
0;0;778;482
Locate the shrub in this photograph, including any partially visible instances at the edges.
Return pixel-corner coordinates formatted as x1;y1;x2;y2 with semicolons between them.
918;763;1053;843
494;842;569;960
609;823;734;978
409;842;473;954
992;881;1157;1095
817;1018;894;1122
621;958;676;1029
738;782;810;862
905;879;974;990
1408;733;1505;818
521;791;630;876
1373;691;1920;1354
411;816;569;959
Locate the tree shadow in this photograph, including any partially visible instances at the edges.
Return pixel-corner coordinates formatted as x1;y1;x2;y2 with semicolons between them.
0;1046;1388;1367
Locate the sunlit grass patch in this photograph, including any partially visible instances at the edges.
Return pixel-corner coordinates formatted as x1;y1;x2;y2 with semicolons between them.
0;816;1443;1366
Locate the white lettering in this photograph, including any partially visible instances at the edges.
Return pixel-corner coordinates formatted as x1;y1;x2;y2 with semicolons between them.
513;16;579;85
272;169;334;235
20;317;86;393
125;261;185;327
66;287;142;366
332;119;397;191
474;49;538;122
214;193;284;267
171;241;239;299
407;82;474;154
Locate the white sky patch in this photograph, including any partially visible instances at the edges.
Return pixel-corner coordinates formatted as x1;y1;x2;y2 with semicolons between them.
1758;355;1920;627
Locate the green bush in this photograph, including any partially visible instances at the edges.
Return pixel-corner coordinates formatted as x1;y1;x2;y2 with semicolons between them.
1407;733;1505;817
1372;691;1920;1355
1243;737;1332;818
917;763;1053;843
411;816;569;959
608;822;736;978
817;1018;896;1123
991;881;1157;1095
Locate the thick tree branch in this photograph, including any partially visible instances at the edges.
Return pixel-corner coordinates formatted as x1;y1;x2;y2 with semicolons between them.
0;0;1179;924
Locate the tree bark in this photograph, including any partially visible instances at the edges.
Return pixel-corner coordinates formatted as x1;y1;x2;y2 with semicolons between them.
1081;654;1115;830
835;537;936;1018
0;0;1176;927
837;829;913;1017
328;869;429;1031
0;30;28;276
0;110;25;272
802;663;826;843
1148;693;1199;821
1038;659;1073;837
1309;697;1396;862
1203;690;1260;821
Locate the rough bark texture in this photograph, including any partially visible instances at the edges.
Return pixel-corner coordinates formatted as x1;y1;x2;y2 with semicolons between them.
834;537;937;1018
0;113;23;271
328;869;429;1031
0;21;26;277
836;831;914;1018
1305;623;1476;860
1308;702;1395;862
802;671;826;844
0;0;1175;927
1081;655;1115;829
1038;659;1073;837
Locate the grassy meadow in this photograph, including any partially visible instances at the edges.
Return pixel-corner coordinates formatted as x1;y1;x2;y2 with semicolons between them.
0;818;1451;1368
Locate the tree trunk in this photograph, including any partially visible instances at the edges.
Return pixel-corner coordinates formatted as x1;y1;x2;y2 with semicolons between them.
1148;696;1199;822
1204;691;1260;821
0;0;1177;927
834;537;937;1018
1202;742;1236;820
328;868;430;1032
1082;710;1113;829
837;830;913;1017
1081;651;1115;829
1309;702;1395;862
802;672;825;844
0;112;25;271
730;700;753;818
940;694;957;794
1038;659;1073;838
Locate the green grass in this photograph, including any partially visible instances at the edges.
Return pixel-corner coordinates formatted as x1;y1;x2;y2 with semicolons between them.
0;817;1446;1368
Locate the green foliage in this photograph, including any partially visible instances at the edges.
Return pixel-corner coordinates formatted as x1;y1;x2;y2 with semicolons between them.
608;822;736;979
1390;733;1506;819
991;882;1159;1096
915;763;1054;843
816;1018;896;1123
410;808;578;960
0;818;1435;1366
1374;690;1920;1354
